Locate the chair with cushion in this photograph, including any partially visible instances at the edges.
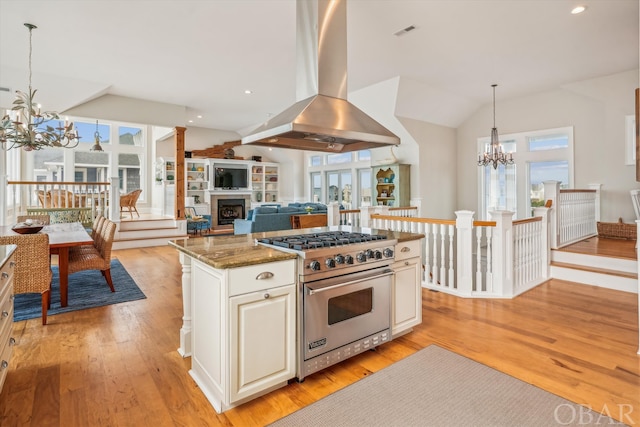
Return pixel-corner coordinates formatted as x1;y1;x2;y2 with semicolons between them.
0;233;52;325
17;214;50;225
68;219;117;292
185;207;211;235
120;189;142;219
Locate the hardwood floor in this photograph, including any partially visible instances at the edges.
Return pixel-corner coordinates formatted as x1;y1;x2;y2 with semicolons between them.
1;243;638;426
558;236;637;260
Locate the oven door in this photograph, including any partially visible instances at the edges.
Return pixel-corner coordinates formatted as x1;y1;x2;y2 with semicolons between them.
303;267;392;361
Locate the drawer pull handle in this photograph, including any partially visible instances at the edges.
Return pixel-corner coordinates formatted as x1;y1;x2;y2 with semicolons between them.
405;261;409;266
263;293;270;299
10;261;16;268
400;247;411;253
9;337;15;346
1;272;7;279
0;361;7;370
1;311;7;318
255;272;274;280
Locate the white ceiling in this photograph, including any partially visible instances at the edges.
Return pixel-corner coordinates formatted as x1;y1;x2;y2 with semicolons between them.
0;0;638;132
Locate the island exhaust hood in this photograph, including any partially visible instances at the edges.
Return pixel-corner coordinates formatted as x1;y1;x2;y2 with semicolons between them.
241;0;400;153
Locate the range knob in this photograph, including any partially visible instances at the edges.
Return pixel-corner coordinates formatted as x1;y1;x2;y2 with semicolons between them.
309;260;321;271
383;248;394;258
356;252;367;263
374;250;383;260
325;258;336;268
335;254;345;264
344;255;354;264
365;249;374;259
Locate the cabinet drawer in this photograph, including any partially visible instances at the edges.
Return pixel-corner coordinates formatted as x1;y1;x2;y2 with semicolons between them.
0;258;15;292
228;259;296;296
0;289;13;347
0;332;14;392
395;239;421;262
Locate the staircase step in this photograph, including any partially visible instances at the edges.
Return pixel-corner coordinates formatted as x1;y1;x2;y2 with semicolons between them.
550;261;637;294
550;261;637;279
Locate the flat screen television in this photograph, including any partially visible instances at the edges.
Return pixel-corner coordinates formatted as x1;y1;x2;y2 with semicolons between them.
214;167;248;189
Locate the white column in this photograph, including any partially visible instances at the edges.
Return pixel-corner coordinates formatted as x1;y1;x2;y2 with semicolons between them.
0;173;6;226
490;210;514;297
455;210;475;296
109;177;120;221
178;252;192;357
637;220;640;355
360;206;373;228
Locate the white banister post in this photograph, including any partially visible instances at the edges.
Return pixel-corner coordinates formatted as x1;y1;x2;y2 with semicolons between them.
360;206;373;228
0;173;7;226
410;197;422;217
533;206;550;280
109;178;120;222
327;202;340;226
455;210;475;296
636;220;640;355
588;183;602;222
490;210;514;297
544;180;560;249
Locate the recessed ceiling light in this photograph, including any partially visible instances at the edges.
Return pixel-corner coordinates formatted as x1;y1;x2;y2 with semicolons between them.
244;90;253;94
197;115;202;119
188;119;193;123
571;5;586;14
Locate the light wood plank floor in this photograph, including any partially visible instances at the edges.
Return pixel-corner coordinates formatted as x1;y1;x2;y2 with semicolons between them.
0;244;638;426
558;236;636;260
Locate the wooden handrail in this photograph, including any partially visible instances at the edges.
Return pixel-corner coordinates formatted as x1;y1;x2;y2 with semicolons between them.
340;209;360;214
473;220;497;227
371;214;456;225
559;189;597;193
389;206;418;211
513;217;542;225
8;180;110;185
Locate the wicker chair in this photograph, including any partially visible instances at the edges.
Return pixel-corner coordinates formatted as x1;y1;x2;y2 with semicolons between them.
49;189;75;208
36;190;52;208
0;233;52;325
70;215;106;256
68;220;117;292
16;215;50;225
120;189;142;219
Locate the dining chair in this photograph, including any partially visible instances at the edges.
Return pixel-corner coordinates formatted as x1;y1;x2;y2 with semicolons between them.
119;189;142;219
36;190;52;208
70;215;106;256
0;233;52;325
16;214;50;225
49;189;74;208
68;219;117;292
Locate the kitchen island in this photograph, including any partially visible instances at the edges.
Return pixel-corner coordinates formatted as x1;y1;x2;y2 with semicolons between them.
169;226;424;413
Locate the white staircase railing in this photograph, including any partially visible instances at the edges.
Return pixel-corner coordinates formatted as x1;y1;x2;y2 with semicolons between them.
371;208;551;299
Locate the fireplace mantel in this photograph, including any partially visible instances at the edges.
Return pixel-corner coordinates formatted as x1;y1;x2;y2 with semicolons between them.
210;193;251;227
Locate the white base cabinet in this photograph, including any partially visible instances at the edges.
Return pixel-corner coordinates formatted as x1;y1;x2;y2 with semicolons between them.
0;247;16;393
391;239;423;337
189;258;296;413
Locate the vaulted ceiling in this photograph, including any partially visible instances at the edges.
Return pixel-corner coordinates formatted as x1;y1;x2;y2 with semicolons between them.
0;0;637;133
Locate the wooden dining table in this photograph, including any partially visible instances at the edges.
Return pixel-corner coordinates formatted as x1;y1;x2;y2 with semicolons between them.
0;222;93;307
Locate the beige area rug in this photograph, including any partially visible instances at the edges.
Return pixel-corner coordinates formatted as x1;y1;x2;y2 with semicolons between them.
270;345;624;427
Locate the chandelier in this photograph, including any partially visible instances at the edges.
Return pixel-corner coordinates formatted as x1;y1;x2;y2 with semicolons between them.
478;84;513;169
0;23;79;151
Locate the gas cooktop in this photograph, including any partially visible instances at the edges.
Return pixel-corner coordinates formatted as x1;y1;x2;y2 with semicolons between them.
258;231;388;251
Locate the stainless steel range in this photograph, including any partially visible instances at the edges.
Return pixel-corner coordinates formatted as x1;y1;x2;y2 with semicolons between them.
257;230;397;380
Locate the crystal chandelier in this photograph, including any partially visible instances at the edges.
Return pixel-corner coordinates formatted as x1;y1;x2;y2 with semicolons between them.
478;84;513;169
0;23;80;151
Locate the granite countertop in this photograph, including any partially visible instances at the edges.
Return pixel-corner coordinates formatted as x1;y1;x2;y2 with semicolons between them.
169;226;424;270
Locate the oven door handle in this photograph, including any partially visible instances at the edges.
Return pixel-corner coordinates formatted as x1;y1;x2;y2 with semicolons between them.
306;270;393;295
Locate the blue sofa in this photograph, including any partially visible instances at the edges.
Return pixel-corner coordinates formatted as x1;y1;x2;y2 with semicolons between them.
233;203;328;235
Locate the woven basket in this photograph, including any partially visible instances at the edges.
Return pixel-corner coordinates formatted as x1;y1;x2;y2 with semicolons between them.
596;218;636;240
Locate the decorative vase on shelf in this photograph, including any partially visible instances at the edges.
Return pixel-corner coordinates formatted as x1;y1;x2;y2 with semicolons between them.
256;192;262;202
191;165;197;171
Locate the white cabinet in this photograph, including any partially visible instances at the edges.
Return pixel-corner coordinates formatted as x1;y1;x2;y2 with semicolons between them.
189;258;296;413
391;239;422;337
0;245;16;393
250;163;279;204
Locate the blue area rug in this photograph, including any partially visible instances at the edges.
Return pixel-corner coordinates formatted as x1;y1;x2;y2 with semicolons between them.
13;259;146;322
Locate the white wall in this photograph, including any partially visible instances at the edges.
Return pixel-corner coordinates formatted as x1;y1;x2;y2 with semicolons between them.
457;69;639;222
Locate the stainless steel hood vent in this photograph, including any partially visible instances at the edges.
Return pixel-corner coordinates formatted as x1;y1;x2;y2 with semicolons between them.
241;0;400;153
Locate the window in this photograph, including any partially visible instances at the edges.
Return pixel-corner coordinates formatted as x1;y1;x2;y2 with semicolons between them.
327;171;352;208
33;147;65;181
358;168;372;206
327;153;353;165
311;172;322;203
479;127;573;219
73;121;111;146
119;126;143;146
118;153;142;192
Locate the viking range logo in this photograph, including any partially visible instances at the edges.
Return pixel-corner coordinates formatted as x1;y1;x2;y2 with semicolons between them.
308;338;327;350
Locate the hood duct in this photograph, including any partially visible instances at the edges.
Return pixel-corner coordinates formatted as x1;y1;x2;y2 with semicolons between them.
241;0;400;153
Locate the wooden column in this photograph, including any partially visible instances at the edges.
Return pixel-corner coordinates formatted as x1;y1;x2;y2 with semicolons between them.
175;127;186;219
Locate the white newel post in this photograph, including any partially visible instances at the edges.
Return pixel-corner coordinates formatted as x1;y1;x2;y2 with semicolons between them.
588;183;602;222
490;210;514;297
533;206;551;280
637;220;640;355
178;252;192;357
455;210;475;296
543;180;560;249
109;178;120;222
360;206;373;228
327;203;341;226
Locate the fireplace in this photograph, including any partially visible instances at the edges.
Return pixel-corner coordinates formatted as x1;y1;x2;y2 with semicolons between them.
210;193;251;228
217;199;245;225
